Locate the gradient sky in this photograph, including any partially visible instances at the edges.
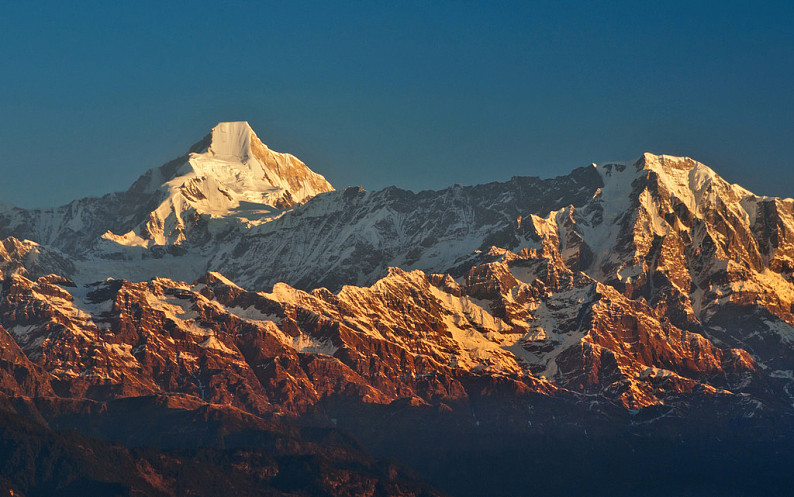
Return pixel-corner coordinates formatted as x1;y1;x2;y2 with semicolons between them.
1;1;792;208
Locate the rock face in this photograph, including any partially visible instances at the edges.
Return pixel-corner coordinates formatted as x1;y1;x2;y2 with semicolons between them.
1;125;794;495
0;259;774;416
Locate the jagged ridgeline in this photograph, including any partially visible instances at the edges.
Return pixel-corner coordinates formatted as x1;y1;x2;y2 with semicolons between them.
1;122;793;496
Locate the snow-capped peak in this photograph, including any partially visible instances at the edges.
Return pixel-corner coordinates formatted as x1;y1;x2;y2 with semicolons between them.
572;152;765;284
99;121;335;248
594;153;752;211
188;121;334;206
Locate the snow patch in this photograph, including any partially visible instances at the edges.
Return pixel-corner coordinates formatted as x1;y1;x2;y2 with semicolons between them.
199;335;236;355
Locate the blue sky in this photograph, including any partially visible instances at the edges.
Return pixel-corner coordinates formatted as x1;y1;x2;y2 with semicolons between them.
1;1;792;207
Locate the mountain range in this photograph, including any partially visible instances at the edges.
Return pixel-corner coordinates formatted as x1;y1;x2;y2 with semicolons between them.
1;122;793;496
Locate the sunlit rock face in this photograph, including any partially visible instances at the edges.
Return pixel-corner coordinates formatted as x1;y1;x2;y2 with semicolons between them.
1;126;794;496
2;139;794;415
0;254;771;416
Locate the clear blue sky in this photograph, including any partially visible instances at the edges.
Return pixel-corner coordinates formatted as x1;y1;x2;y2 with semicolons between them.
1;1;792;208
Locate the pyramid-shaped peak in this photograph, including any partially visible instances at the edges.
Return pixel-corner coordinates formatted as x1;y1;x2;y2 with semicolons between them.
109;120;334;246
194;120;333;203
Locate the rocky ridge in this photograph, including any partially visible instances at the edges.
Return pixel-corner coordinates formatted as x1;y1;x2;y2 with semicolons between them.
1;124;793;496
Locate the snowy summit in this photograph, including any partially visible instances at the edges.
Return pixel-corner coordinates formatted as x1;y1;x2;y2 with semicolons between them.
100;121;334;247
